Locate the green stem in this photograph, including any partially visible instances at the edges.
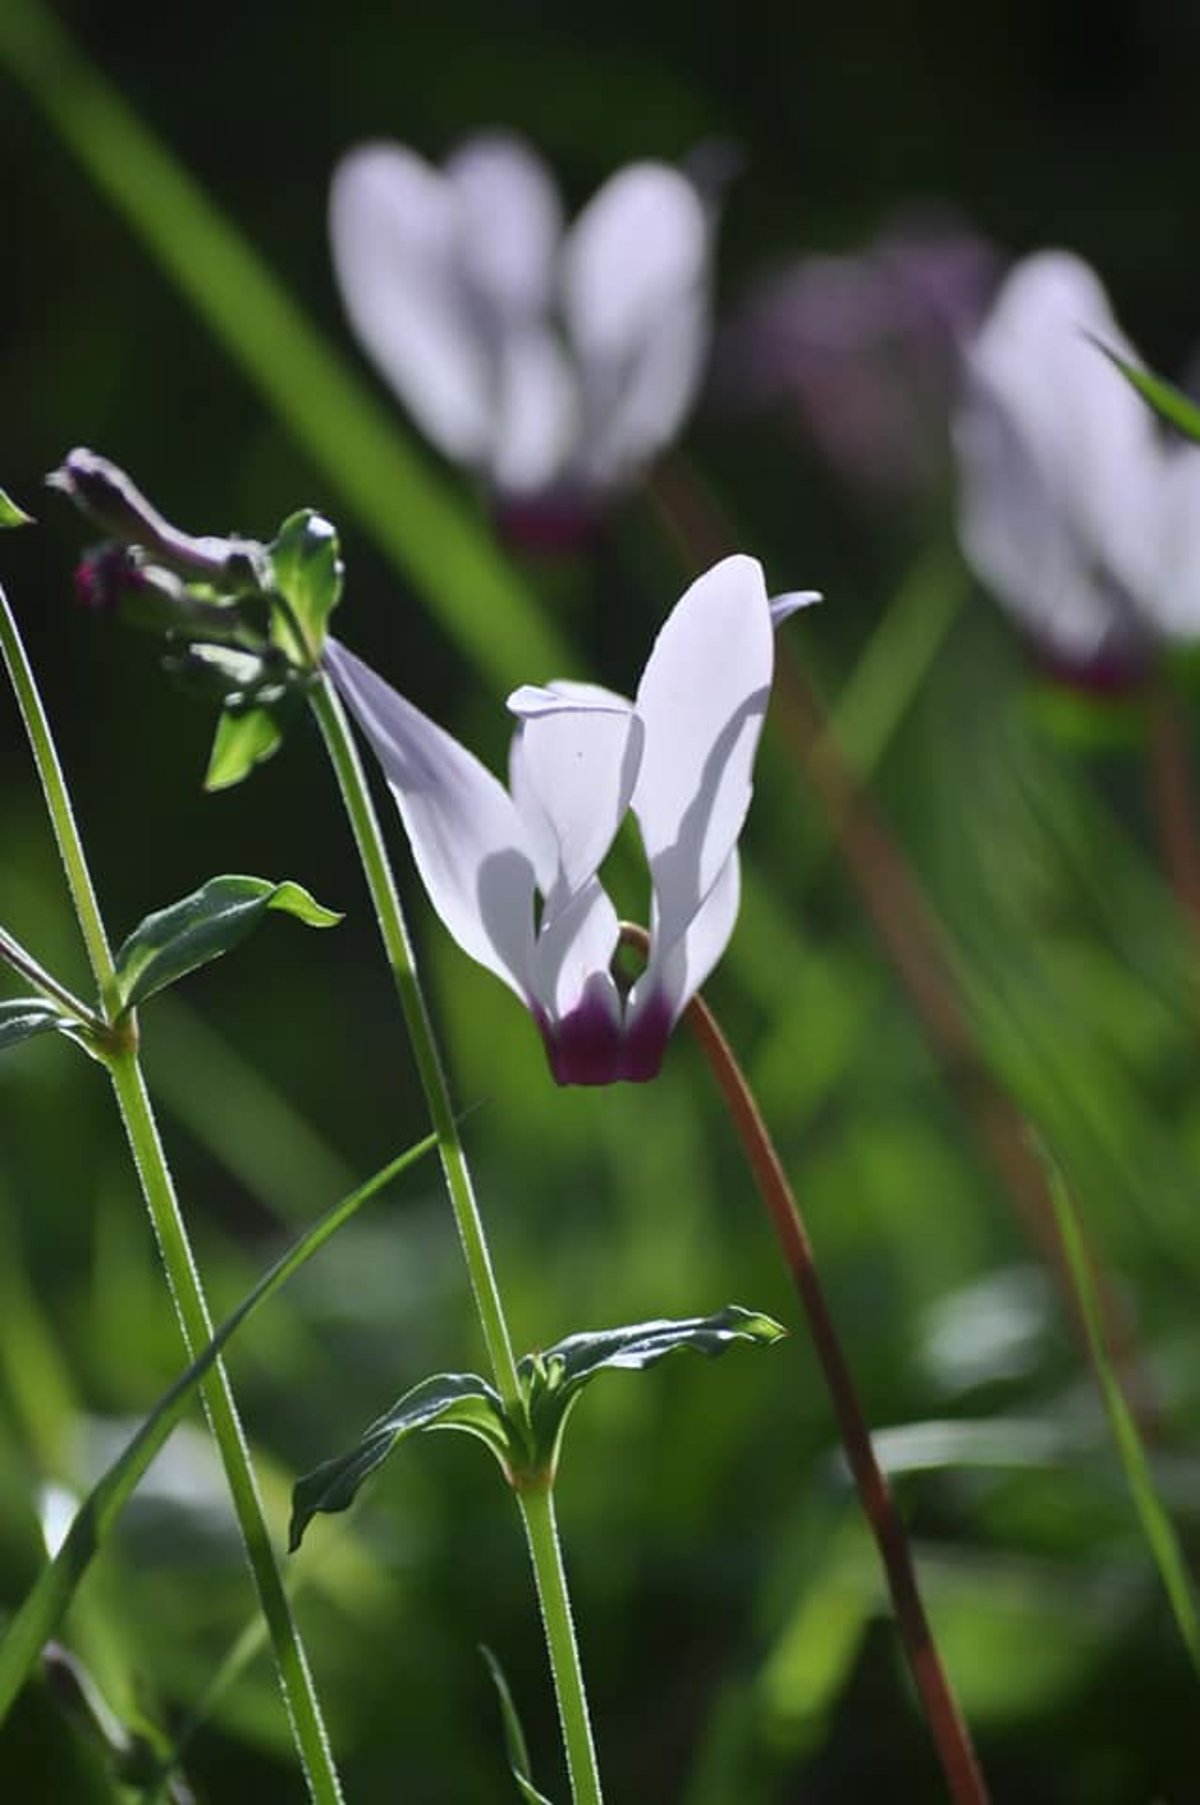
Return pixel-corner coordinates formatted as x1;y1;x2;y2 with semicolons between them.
0;922;100;1025
0;583;117;1010
518;1485;605;1805
0;582;342;1803
311;674;606;1801
309;672;521;1405
104;1054;342;1805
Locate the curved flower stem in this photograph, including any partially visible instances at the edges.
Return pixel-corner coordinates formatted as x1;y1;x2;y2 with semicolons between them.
619;925;989;1804
0;583;343;1805
309;672;521;1405
310;673;604;1801
518;1483;605;1805
646;457;1159;1435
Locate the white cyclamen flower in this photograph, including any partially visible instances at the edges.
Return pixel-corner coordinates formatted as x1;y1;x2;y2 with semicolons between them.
329;133;714;516
326;557;816;1085
955;249;1200;684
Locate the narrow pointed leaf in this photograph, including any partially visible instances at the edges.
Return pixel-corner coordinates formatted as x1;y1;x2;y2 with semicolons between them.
204;707;284;792
1093;339;1200;443
1045;1152;1200;1676
0;1133;438;1727
270;509;343;650
289;1373;511;1551
0;488;33;528
480;1647;558;1805
521;1306;785;1467
0;997;70;1050
113;875;341;1012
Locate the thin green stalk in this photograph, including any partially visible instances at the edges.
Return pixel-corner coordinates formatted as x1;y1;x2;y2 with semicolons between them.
0;921;101;1026
309;673;521;1405
0;582;343;1803
0;583;116;1010
1046;1156;1200;1676
310;673;606;1802
518;1485;604;1805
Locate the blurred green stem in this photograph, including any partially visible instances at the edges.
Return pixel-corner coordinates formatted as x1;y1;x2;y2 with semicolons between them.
0;582;343;1805
310;673;605;1803
519;1484;605;1805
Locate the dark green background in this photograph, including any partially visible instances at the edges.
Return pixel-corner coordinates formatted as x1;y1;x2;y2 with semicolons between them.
2;3;1200;1800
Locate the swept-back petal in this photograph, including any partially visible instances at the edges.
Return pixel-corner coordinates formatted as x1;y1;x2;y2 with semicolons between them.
531;877;621;1020
770;590;822;628
626;852;741;1065
955;250;1159;660
1149;445;1200;642
329;144;492;464
631;555;771;991
325;640;536;1000
507;685;643;909
445;133;563;324
563;164;709;365
563;164;712;485
489;325;580;496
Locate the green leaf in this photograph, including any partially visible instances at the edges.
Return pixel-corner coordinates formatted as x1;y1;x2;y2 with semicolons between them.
0;997;69;1050
521;1306;786;1472
113;874;340;1012
270;510;343;652
0;487;33;528
1092;338;1200;442
289;1372;511;1551
1042;1150;1200;1678
480;1647;558;1805
204;707;284;792
0;1132;438;1728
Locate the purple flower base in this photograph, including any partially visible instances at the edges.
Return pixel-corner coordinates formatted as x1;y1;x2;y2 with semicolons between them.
537;991;675;1086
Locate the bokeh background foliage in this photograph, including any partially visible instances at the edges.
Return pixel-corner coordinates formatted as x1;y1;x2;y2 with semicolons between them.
3;1;1200;1799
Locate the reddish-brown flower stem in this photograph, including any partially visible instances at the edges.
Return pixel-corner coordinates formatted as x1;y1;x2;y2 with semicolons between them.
1145;683;1200;936
646;455;1159;1436
621;925;988;1805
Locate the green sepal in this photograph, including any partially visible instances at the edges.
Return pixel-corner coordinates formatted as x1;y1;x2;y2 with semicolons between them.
289;1372;510;1551
480;1647;557;1805
0;488;33;529
113;875;341;1013
520;1306;786;1478
270;509;343;655
204;706;284;792
1092;338;1200;442
0;997;70;1051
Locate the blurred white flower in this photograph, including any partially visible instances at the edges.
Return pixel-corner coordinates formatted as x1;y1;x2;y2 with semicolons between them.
329;133;715;538
955;249;1200;686
327;559;815;1085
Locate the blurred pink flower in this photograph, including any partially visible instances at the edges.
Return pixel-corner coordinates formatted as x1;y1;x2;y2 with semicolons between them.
329;133;715;541
715;212;1001;501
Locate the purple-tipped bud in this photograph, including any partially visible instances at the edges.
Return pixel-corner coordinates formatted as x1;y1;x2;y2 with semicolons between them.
49;448;268;589
49;449;177;547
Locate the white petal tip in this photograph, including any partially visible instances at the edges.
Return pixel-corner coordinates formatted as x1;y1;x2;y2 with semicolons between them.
770;590;823;627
